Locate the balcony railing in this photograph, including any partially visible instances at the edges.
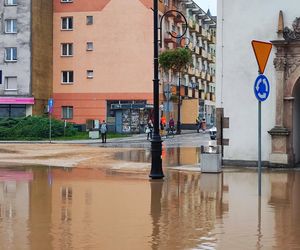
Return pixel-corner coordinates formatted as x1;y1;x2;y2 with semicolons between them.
207;53;213;62
200;27;207;38
212;36;216;43
200;48;207;58
164;31;177;44
206;73;211;81
212;55;216;63
188;66;195;75
212;75;216;83
188;19;195;31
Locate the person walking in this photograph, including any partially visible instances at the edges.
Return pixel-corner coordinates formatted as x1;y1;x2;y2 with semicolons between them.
196;117;200;133
169;117;175;134
201;118;206;133
100;120;107;143
146;119;153;140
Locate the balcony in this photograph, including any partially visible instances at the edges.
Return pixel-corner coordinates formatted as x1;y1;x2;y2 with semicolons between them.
205;92;211;100
207;32;212;43
188;19;195;31
164;31;177;44
188;88;193;98
194;46;200;55
199;90;205;100
201;71;206;80
188;42;194;51
195;69;201;77
211;93;216;102
174;14;184;24
200;48;207;58
212;55;216;63
212;36;216;44
188;66;195;75
207;53;213;63
180;85;185;96
206;73;211;82
199;27;207;38
195;23;200;33
212;75;216;83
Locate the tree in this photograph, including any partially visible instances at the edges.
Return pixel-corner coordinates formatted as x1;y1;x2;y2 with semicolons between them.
159;47;192;72
158;47;192;134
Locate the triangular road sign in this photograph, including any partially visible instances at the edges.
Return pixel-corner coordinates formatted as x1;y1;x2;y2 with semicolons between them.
251;40;272;74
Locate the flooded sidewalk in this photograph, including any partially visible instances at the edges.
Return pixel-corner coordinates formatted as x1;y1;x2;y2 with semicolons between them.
0;166;299;249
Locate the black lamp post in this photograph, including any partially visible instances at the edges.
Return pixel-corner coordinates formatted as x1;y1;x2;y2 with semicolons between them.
149;1;188;179
149;0;164;179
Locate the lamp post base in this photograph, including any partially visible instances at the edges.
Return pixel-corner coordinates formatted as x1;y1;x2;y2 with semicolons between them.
149;135;164;179
176;121;181;134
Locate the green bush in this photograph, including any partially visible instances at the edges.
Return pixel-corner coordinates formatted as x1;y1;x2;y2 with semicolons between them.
0;116;77;140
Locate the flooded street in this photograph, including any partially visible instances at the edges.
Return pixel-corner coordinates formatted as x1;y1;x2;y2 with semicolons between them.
0;159;300;249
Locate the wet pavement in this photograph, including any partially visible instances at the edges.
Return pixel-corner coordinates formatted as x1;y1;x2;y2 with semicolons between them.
0;166;300;250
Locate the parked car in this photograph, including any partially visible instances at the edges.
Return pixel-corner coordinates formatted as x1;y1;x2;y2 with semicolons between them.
209;126;217;140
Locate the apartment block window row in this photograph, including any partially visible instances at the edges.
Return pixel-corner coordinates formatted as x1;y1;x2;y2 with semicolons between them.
62;106;73;119
61;16;94;30
61;71;73;84
61;43;73;56
5;0;17;6
5;19;17;33
5;47;17;62
61;17;73;30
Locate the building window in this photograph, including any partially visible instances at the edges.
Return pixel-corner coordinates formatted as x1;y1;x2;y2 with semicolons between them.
61;0;73;2
5;47;17;62
0;105;25;118
5;0;17;5
4;76;17;90
61;43;73;56
61;71;74;84
86;16;93;25
61;17;73;30
62;106;73;119
5;19;17;33
86;42;93;51
87;70;93;79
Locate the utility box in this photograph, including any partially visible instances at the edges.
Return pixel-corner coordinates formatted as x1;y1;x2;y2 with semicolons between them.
200;146;222;173
89;130;99;139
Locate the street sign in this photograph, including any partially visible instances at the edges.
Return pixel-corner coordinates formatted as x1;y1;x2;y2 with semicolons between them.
251;40;272;74
254;74;270;102
48;98;54;113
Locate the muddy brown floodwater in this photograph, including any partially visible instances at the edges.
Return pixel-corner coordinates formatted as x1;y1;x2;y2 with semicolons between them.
0;164;299;250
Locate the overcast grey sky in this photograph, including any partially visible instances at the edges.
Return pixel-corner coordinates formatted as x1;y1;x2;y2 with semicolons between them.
194;0;217;16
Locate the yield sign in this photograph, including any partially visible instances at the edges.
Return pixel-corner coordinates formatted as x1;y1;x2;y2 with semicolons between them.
251;40;272;74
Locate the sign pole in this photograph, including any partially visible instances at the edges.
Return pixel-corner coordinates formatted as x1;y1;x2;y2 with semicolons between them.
258;99;261;196
49;112;52;143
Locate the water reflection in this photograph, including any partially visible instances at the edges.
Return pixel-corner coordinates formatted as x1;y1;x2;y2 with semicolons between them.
0;167;300;249
114;147;201;167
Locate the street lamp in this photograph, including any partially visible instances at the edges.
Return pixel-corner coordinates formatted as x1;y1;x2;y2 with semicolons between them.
149;1;188;179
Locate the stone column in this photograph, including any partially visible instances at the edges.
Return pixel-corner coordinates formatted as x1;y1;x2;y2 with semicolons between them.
268;52;290;165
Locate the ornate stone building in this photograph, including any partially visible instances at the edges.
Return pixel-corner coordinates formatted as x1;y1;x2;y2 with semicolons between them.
217;0;300;166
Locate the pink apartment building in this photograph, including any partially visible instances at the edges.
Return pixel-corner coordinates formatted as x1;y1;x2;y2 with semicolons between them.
53;0;154;132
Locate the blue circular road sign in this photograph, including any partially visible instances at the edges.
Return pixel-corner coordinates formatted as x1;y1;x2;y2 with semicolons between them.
254;74;270;102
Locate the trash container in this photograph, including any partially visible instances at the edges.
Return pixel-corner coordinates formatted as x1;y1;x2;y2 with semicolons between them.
200;145;222;173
